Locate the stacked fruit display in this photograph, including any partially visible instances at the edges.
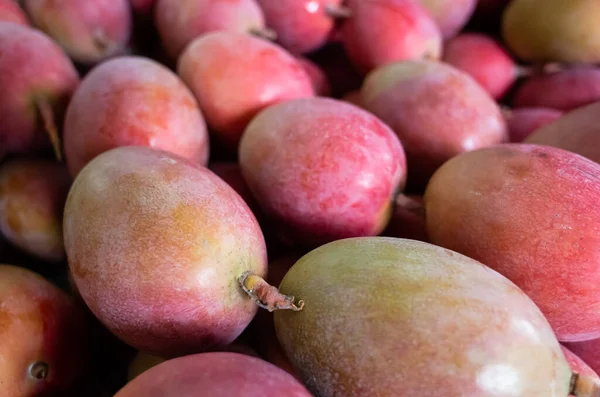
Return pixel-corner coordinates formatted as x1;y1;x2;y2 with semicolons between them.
2;0;600;396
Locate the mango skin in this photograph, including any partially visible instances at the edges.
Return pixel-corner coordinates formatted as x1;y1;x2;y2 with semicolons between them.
239;97;406;247
0;0;29;25
341;0;442;74
177;31;314;149
561;346;598;397
63;56;209;177
155;0;268;59
256;0;343;55
502;0;600;63
24;0;132;64
297;57;331;97
361;60;507;188
0;22;79;159
564;338;600;376
420;0;476;39
274;237;571;397
513;67;600;111
443;33;517;100
64;146;267;358
382;195;428;242
209;162;260;216
0;158;71;262
0;265;90;397
424;144;600;342
562;346;598;381
525;102;600;164
114;352;312;397
506;107;563;143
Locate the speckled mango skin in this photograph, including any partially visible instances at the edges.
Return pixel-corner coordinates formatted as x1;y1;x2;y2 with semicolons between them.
64;146;267;358
0;22;79;159
177;31;314;149
0;265;90;397
0;158;71;262
239;97;406;247
115;352;312;397
24;0;132;64
525;102;600;164
0;0;29;26
209;162;260;216
274;237;572;397
63;56;209;177
424;144;600;342
362;60;508;188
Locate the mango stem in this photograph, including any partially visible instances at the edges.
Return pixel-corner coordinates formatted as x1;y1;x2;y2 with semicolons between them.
572;372;600;397
93;29;111;52
238;271;304;312
35;96;62;161
249;27;278;42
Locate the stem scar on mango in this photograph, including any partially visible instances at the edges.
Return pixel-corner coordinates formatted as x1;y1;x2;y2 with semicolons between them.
238;271;304;312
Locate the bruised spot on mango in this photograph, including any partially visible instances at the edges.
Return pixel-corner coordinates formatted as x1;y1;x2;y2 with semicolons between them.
5;202;24;234
70;258;91;280
0;301;45;336
0;306;13;335
2;190;62;245
506;159;533;180
0;171;28;195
